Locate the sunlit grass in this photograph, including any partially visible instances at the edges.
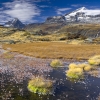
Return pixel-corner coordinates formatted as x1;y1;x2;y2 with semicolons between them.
66;69;83;79
88;55;100;66
27;76;54;95
3;42;100;60
84;65;92;71
50;59;62;68
66;63;93;79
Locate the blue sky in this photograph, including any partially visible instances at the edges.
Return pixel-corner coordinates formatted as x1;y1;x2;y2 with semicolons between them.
0;0;100;24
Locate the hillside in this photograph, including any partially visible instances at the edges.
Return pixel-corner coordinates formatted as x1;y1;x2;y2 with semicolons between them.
24;23;66;34
0;24;100;44
57;24;100;38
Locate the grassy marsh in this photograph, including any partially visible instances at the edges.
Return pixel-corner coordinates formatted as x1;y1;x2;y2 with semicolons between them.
3;42;100;60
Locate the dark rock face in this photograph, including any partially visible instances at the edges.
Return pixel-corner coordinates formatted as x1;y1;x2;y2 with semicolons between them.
5;18;25;29
45;16;66;23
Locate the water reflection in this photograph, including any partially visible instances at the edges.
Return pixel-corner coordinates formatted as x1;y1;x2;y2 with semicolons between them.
0;65;100;100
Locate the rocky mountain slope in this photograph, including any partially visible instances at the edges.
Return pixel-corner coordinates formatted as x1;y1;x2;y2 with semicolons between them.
45;7;100;23
5;18;25;29
24;23;66;34
0;24;100;44
65;7;100;23
45;16;66;23
57;24;100;38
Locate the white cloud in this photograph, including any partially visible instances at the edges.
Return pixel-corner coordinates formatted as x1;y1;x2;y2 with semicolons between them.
0;0;41;24
0;14;12;24
85;9;100;15
56;8;71;15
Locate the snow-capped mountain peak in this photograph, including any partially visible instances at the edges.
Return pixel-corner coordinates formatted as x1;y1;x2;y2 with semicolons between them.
65;7;100;23
5;18;25;29
77;7;87;11
12;18;19;23
72;7;87;13
65;7;87;17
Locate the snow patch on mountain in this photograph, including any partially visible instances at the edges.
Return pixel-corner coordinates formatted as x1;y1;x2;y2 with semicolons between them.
5;18;25;29
65;7;100;23
45;16;66;23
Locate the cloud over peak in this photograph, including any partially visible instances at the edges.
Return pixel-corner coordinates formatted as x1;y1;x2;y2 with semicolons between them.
0;0;41;24
56;8;71;15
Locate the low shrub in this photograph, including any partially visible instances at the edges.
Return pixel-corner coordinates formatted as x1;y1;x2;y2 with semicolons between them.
73;68;83;73
50;59;62;68
22;32;31;36
88;55;100;66
27;76;54;95
59;37;67;40
68;68;83;74
78;63;88;68
0;40;16;44
68;63;77;69
78;63;92;71
69;63;92;71
66;69;83;79
66;63;93;79
84;65;92;71
38;38;50;41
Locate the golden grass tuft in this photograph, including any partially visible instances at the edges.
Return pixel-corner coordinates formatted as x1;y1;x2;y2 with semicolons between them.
50;59;62;68
66;63;84;79
67;67;83;74
88;55;100;66
68;63;77;69
27;76;53;95
66;69;83;79
73;68;83;73
28;77;53;88
78;63;92;71
69;63;93;71
66;62;94;79
84;65;92;71
78;63;88;68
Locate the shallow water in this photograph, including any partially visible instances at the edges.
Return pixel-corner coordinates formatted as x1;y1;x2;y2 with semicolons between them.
0;67;100;100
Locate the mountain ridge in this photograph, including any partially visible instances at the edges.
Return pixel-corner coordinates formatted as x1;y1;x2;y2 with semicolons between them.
46;7;100;23
3;7;100;29
4;18;25;29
